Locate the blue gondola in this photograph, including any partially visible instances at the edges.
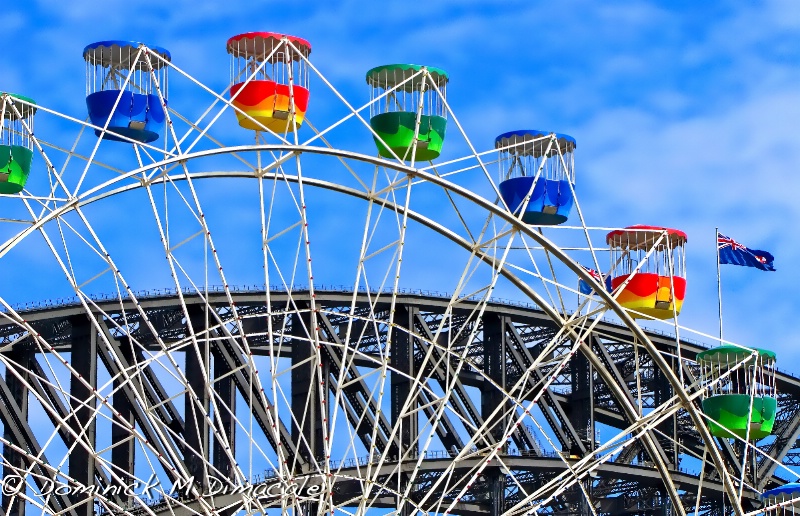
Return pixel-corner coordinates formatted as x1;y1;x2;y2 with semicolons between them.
496;130;576;225
83;41;171;143
762;483;800;514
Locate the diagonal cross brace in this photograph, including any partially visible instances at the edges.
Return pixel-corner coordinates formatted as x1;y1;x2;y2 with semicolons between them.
0;371;78;516
26;359;117;498
317;312;395;455
211;332;303;467
505;322;587;455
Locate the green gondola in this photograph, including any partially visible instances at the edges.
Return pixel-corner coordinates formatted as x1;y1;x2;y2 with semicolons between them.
1;93;36;195
366;64;449;162
697;345;777;440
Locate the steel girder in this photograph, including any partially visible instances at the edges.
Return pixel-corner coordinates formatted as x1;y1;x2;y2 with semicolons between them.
0;355;77;516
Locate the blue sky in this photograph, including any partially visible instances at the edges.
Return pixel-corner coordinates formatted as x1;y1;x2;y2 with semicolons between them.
3;1;800;365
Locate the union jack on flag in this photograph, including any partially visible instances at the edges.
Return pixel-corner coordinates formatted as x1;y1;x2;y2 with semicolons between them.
578;265;612;294
718;233;775;271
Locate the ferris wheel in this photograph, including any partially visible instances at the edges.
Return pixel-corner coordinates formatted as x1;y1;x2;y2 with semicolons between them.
0;33;796;516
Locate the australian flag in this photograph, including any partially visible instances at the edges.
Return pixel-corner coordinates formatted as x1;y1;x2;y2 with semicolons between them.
718;233;776;271
579;265;612;294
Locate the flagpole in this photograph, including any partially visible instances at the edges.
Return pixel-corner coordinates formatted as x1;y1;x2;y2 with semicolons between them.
716;227;723;345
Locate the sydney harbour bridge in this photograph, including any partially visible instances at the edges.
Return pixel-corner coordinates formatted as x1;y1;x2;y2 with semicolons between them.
1;288;798;515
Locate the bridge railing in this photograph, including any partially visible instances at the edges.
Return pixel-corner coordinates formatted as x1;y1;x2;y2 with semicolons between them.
1;283;712;351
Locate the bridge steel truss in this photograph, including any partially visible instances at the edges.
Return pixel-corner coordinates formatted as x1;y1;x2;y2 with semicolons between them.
0;290;798;516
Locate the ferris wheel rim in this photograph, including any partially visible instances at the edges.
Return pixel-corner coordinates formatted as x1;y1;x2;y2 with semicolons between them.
0;141;738;514
0;33;763;509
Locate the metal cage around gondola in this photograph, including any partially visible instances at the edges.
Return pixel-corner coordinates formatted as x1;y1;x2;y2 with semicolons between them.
227;32;311;133
606;225;687;319
367;64;449;162
83;40;171;143
496;130;576;225
762;483;800;515
697;345;777;440
0;93;37;194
